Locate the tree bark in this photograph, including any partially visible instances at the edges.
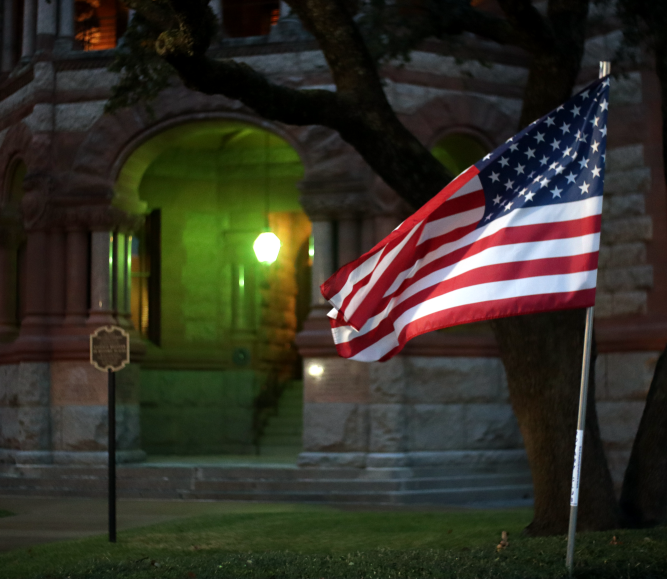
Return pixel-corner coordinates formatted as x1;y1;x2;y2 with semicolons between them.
618;40;667;528
491;38;620;535
493;312;619;535
619;347;667;527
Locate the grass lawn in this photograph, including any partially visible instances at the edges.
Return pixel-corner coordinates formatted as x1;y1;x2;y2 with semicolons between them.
0;505;665;578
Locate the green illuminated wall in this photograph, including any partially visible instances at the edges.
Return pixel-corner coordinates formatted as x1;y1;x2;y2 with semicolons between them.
123;122;309;455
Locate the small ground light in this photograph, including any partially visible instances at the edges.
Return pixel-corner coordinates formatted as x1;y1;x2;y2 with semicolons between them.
253;231;281;264
308;364;324;377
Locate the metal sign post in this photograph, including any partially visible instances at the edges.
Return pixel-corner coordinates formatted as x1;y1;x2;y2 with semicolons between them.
565;60;610;574
90;325;130;544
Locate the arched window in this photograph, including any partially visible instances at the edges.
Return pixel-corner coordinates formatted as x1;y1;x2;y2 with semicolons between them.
75;0;128;51
431;132;489;178
223;0;280;37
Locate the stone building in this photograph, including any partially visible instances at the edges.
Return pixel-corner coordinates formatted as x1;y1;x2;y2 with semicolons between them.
0;0;663;502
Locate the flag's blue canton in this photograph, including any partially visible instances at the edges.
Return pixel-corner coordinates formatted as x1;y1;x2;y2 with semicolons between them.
474;77;610;226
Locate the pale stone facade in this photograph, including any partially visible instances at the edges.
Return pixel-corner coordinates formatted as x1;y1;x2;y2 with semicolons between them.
0;0;664;501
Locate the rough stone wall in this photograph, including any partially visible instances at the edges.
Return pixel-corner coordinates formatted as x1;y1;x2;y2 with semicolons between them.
0;361;142;464
596;144;653;317
140;368;262;455
0;363;50;460
301;355;523;469
258;212;310;379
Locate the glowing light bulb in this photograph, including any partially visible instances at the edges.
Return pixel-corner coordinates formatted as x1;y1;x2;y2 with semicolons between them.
253;232;281;264
308;364;324;377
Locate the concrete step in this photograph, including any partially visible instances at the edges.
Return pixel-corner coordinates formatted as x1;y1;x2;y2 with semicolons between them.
190;474;532;494
1;463;533;483
0;463;534;506
175;484;534;505
257;380;304;456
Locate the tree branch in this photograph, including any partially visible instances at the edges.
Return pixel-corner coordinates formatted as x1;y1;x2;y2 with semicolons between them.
496;0;557;52
130;0;452;208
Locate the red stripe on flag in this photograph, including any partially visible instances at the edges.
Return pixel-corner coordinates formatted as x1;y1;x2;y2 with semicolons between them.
320;167;481;300
345;217;601;321
334;288;596;360
376;289;597;361
335;253;597;358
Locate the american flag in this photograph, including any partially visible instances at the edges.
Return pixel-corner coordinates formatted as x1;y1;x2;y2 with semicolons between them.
321;76;611;362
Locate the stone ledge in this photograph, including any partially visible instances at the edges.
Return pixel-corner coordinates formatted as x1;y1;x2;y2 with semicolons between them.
297;450;530;470
297;451;366;468
0;449;146;465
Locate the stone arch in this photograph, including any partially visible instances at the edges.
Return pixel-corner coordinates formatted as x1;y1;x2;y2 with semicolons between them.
369;92;519;214
68;86;370;205
408;92;519;151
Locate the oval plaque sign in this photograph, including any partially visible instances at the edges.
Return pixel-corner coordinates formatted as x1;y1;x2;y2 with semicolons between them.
90;326;130;372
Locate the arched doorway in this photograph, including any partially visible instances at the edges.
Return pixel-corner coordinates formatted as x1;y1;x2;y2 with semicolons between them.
431;132;489;177
116;120;311;457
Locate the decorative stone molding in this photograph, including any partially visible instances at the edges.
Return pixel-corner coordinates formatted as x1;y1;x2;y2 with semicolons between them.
298;188;370;221
73;205;144;233
20;191;51;230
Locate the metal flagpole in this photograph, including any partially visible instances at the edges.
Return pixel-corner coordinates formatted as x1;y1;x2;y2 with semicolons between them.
108;368;117;543
565;59;610;574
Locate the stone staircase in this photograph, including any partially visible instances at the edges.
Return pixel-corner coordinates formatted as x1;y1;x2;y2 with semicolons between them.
0;462;533;507
257;380;303;458
0;382;535;507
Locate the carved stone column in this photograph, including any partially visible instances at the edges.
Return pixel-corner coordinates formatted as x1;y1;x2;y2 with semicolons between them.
114;231;133;329
36;0;57;51
0;223;21;341
57;0;75;51
309;220;334;317
22;0;37;58
88;230;115;327
2;0;16;71
64;228;89;327
299;183;369;322
46;229;66;326
337;218;361;268
20;229;49;336
297;183;373;470
84;206;143;328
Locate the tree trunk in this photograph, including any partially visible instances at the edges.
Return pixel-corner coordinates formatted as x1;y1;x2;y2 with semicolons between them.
493;312;619;535
492;46;620;535
619;347;667;527
618;43;667;528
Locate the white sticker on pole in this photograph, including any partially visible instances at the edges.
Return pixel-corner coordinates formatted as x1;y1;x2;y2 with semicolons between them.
570;429;584;507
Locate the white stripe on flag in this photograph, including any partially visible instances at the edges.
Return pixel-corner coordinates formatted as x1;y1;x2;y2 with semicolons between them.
420;195;602;246
333;232;598;345
333;219;423;320
344;269;598;361
384;233;600;301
